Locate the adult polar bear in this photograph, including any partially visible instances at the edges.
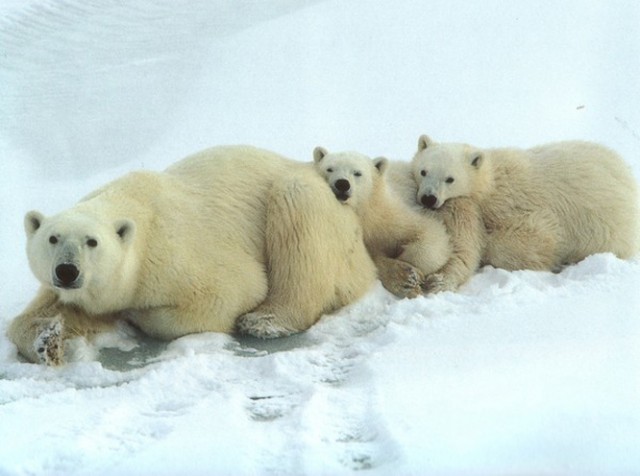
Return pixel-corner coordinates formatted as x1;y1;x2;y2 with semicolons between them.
407;136;639;291
8;145;387;366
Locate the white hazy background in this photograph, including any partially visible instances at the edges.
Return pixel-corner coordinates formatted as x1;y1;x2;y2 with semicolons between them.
1;1;639;475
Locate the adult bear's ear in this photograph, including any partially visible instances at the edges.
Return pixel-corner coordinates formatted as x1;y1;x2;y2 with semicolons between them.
417;134;434;152
115;219;136;244
25;210;45;237
313;146;329;163
470;152;483;168
373;157;389;175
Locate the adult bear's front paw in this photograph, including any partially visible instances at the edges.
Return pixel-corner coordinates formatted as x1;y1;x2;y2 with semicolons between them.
33;317;65;366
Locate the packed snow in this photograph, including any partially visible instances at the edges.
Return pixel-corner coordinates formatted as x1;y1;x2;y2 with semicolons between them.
1;1;640;474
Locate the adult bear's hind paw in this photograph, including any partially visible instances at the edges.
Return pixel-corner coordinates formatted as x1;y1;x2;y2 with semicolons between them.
236;312;297;339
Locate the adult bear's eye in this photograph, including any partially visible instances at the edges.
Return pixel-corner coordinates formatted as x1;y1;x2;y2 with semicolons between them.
49;236;58;245
420;170;427;177
87;238;98;248
354;171;362;177
327;168;333;173
446;177;455;184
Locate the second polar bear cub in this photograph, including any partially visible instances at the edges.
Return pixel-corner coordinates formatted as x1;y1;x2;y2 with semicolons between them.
411;135;639;289
313;147;451;298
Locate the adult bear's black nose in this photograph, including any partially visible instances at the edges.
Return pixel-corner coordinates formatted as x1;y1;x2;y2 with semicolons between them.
421;194;438;209
55;263;80;287
335;179;351;193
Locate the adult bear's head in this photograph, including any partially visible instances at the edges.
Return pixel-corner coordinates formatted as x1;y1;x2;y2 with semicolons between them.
24;209;137;313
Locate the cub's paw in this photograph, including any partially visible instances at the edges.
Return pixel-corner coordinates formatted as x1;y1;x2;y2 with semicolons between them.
34;318;65;366
236;312;297;339
423;273;456;294
379;260;424;299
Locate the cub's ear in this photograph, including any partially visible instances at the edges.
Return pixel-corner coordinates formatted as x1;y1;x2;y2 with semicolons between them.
313;146;329;163
417;134;435;152
115;219;136;244
373;157;389;175
470;152;483;168
25;210;45;237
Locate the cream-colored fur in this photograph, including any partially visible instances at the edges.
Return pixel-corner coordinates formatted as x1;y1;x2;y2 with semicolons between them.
8;146;377;365
408;135;640;290
385;160;484;292
313;147;451;298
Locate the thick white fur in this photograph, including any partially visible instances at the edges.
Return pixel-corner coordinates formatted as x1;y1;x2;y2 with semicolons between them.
406;135;640;290
313;147;451;298
8;146;377;365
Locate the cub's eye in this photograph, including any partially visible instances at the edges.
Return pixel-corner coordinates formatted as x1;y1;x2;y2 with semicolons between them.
326;168;333;173
354;171;362;177
420;170;427;177
49;236;58;245
87;238;98;248
446;177;455;184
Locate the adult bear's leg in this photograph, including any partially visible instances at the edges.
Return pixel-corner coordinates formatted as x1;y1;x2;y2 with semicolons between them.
237;173;376;338
7;287;116;365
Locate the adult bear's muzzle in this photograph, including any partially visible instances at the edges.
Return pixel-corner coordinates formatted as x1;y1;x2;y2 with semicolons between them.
53;263;82;289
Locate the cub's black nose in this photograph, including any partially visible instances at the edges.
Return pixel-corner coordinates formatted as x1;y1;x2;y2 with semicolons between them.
55;263;80;287
421;194;438;209
334;179;351;193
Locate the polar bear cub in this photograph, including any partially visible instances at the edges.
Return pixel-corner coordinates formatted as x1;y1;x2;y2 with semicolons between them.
313;147;451;298
410;135;639;290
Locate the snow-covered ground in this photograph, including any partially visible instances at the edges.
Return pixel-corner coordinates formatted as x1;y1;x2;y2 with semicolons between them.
1;1;640;474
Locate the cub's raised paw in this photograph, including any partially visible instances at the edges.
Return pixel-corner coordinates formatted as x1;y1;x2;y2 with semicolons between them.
34;318;64;366
423;272;455;294
236;312;297;339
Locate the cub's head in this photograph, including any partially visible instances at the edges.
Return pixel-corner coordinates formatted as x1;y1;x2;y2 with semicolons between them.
411;135;484;209
24;209;136;309
313;147;388;209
